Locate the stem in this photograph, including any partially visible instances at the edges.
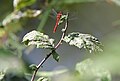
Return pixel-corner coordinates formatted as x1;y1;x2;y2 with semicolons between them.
30;12;69;81
55;13;69;49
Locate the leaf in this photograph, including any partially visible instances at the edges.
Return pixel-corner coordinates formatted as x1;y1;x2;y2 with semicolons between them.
58;14;68;25
52;50;60;62
63;32;103;53
37;69;68;77
0;49;25;74
23;9;42;17
2;10;41;26
2;11;21;26
22;30;54;49
13;0;36;10
76;59;111;81
37;77;49;81
0;71;5;80
6;33;25;57
29;64;37;70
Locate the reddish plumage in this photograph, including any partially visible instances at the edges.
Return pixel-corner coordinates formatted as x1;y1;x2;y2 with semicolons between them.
53;11;62;33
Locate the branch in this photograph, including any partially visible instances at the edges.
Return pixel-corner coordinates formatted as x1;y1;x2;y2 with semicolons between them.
30;12;69;81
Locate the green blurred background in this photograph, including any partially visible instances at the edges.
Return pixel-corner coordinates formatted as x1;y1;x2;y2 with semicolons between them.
0;0;120;81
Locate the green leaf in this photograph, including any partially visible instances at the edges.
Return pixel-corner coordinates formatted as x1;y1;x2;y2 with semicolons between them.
13;0;36;10
52;50;60;62
58;14;68;25
29;64;37;70
2;11;21;27
22;30;54;49
2;10;41;26
63;32;103;53
37;69;68;77
23;9;42;17
37;77;49;81
6;32;25;57
76;59;111;81
0;71;5;80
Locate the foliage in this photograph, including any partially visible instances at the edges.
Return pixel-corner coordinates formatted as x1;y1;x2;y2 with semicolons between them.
37;77;49;81
22;30;54;49
2;9;41;27
0;71;5;80
13;0;36;10
52;50;60;62
75;59;111;81
64;32;103;53
1;0;120;81
33;59;111;81
22;30;102;62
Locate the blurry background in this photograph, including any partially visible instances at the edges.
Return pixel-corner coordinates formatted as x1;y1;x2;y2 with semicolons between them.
0;0;120;81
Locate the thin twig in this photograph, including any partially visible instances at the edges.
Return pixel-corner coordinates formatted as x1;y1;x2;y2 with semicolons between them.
30;12;69;81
